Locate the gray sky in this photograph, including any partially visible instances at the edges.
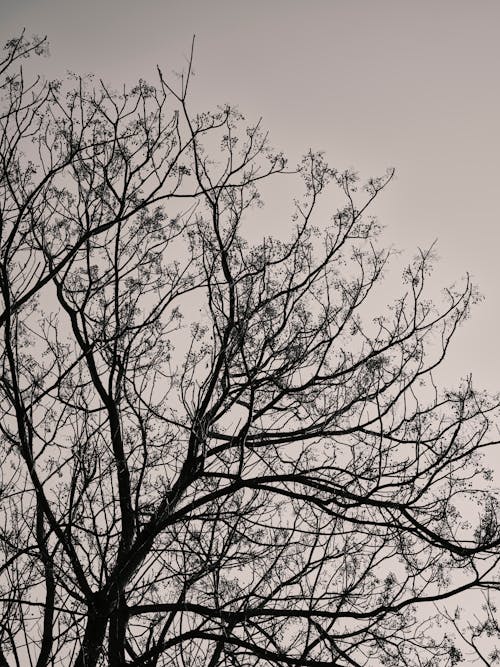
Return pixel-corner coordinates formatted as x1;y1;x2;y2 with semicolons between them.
2;0;499;390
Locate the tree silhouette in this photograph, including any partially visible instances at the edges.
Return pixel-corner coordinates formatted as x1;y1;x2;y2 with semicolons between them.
1;33;500;667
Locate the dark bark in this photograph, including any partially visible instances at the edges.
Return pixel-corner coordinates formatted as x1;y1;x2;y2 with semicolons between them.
74;611;109;667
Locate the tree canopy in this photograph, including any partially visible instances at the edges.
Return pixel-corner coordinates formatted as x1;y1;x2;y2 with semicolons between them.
1;32;500;667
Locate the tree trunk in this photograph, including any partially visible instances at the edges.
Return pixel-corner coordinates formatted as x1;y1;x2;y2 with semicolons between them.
108;591;127;666
73;613;108;667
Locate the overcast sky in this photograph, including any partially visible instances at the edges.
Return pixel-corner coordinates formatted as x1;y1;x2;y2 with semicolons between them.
2;0;499;390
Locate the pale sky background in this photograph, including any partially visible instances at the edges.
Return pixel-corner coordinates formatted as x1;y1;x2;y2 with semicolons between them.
1;0;499;392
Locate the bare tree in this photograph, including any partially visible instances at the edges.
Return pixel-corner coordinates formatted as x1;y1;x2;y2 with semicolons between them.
1;34;500;667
